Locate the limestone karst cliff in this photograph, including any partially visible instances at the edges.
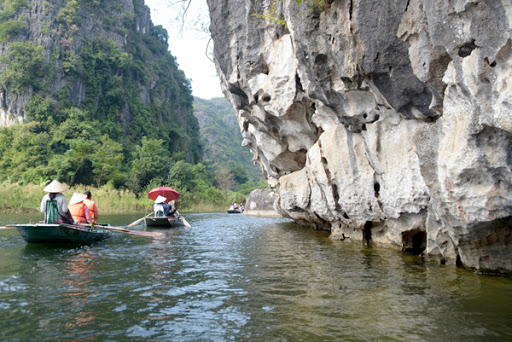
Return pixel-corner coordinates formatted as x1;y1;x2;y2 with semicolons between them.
207;0;512;274
0;0;201;163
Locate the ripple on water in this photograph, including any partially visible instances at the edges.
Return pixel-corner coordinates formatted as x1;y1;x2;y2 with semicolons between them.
0;212;511;341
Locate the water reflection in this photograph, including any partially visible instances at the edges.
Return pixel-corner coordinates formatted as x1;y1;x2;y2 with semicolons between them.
62;251;99;337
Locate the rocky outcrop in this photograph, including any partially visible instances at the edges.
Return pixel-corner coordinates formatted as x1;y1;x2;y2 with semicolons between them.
207;0;512;274
0;0;137;125
244;188;281;217
0;0;182;130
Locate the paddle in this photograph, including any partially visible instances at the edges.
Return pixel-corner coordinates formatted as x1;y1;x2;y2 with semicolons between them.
127;212;153;227
100;225;164;238
77;224;164;238
1;224;163;238
175;210;191;228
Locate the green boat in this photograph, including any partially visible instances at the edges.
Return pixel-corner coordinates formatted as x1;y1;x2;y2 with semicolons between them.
13;223;110;244
144;216;179;227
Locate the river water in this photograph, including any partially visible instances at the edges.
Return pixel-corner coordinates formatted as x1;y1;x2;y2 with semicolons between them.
0;212;511;341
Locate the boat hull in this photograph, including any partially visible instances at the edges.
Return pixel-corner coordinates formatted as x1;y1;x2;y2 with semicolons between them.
144;217;178;227
15;224;110;244
226;209;242;214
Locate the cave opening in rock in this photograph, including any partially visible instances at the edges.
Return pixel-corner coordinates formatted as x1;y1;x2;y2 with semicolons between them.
374;182;380;197
401;229;426;255
363;221;372;246
458;39;477;58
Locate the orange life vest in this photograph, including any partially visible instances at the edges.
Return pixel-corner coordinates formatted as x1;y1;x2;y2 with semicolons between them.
69;202;88;223
83;198;97;222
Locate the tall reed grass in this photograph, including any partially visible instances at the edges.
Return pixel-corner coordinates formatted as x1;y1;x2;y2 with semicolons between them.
0;182;228;213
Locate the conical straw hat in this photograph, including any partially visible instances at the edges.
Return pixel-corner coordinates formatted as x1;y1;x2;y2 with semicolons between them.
43;180;67;193
154;195;167;203
69;192;87;205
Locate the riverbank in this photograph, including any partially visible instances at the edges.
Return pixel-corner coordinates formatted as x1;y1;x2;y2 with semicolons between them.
0;183;227;214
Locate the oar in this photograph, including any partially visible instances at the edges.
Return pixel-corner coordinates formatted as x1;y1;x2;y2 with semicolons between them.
2;224;162;238
77;224;164;238
101;225;164;238
127;212;153;227
175;210;191;228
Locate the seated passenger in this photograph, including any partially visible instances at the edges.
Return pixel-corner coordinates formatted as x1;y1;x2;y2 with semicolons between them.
153;196;171;217
83;190;98;224
68;192;93;224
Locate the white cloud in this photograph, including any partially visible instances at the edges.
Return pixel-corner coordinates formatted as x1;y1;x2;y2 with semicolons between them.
145;0;224;99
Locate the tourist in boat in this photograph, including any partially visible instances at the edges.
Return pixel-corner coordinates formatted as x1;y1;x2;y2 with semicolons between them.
83;190;98;224
40;180;74;224
168;200;177;218
153;195;172;217
68;192;93;224
239;203;244;213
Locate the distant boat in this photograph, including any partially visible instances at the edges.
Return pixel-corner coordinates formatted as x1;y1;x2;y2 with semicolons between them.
226;209;242;214
13;223;110;244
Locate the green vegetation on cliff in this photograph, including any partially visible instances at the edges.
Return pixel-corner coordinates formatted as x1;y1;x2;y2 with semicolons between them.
0;1;266;212
194;97;265;192
0;0;199;192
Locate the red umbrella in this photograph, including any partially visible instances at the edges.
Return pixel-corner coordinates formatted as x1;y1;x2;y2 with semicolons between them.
147;187;180;202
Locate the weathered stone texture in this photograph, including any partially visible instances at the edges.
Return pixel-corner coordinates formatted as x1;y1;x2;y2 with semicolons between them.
207;0;512;274
244;188;281;217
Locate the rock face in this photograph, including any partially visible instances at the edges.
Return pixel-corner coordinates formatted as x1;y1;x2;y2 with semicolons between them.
244;188;281;217
0;0;141;125
207;0;512;274
0;0;197;140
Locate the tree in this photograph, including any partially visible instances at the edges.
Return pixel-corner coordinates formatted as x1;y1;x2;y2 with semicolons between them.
215;167;235;193
167;160;196;192
129;137;171;193
62;138;97;185
90;135;124;187
230;165;248;185
0;41;47;93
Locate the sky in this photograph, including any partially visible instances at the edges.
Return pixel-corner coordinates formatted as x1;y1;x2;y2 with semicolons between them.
145;0;224;99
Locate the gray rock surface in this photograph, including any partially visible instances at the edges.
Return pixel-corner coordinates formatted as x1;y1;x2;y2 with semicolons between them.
244;188;281;217
207;0;512;274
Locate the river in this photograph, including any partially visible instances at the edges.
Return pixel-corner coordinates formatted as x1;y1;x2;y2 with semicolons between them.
0;212;511;341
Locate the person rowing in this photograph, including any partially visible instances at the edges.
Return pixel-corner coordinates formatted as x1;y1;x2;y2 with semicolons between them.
40;180;74;224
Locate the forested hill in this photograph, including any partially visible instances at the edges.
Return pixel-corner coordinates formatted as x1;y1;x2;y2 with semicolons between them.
0;0;201;192
194;97;264;185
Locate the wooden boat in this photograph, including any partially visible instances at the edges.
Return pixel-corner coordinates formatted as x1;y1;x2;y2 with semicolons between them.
144;216;179;227
13;223;110;244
